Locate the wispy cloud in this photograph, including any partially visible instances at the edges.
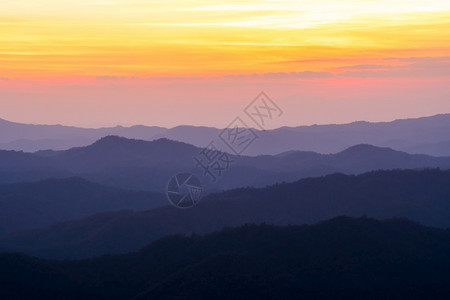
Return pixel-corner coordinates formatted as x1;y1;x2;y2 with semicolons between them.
221;56;450;80
224;71;334;80
96;76;135;80
337;58;450;78
337;64;395;70
384;56;450;63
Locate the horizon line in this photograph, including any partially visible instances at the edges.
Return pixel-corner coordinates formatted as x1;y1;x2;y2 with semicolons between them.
1;112;450;131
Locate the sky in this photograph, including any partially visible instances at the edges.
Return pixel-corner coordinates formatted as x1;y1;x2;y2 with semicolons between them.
0;0;449;128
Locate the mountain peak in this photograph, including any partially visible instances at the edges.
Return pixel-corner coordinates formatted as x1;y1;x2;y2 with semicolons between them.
85;136;199;156
94;135;129;143
94;135;188;146
339;144;397;154
89;135;136;148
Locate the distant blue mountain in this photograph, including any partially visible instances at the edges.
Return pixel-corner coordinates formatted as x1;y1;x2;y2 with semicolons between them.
2;114;450;156
0;117;166;151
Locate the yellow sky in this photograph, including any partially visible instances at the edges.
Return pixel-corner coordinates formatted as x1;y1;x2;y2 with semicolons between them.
1;0;450;78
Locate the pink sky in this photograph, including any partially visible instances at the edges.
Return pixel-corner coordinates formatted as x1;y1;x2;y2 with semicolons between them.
1;74;449;128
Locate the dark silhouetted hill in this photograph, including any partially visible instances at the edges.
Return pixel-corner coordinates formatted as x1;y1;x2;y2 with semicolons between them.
1;217;450;299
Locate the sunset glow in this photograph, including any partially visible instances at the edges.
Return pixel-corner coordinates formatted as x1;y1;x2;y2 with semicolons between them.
1;0;450;127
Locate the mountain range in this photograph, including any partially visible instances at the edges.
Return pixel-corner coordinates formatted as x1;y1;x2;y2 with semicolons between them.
1;217;450;299
2;169;449;259
1;136;450;192
2;113;450;156
1;115;450;298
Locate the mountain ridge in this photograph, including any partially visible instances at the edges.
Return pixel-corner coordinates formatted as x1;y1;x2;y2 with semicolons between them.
2;136;450;191
2;113;450;156
0;177;166;235
1;216;450;299
2;169;450;259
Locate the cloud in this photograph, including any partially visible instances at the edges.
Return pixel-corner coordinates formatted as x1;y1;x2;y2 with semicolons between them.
223;73;259;80
0;77;9;81
266;71;334;79
276;58;352;64
384;56;450;63
96;75;206;81
96;76;141;80
337;64;394;70
337;60;450;78
148;76;205;81
93;56;450;81
224;71;334;80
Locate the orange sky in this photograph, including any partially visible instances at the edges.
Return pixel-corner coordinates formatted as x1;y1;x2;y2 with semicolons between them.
1;0;450;127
